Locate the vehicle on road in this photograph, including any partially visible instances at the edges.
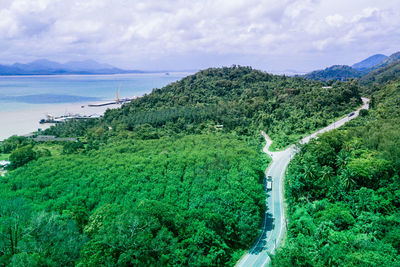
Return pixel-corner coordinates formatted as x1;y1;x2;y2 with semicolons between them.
266;175;272;190
237;99;369;267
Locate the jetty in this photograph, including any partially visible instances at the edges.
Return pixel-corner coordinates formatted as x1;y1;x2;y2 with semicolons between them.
88;88;138;107
39;113;102;124
87;98;132;107
40;89;139;124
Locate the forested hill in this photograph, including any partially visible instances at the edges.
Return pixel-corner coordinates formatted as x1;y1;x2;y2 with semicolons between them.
303;51;400;82
373;51;400;69
361;60;400;87
47;66;361;148
352;54;387;71
0;66;362;266
303;65;362;82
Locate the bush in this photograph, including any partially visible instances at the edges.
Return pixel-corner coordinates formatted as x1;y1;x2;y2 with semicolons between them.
9;145;36;169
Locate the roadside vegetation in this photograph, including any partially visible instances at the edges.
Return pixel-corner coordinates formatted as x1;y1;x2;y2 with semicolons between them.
272;78;400;265
1;134;267;266
0;153;9;161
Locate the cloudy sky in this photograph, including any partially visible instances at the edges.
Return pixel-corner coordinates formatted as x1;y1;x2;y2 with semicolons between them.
0;0;399;72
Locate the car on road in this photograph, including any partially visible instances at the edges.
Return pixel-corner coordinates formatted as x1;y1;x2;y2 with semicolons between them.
348;112;355;117
266;175;273;190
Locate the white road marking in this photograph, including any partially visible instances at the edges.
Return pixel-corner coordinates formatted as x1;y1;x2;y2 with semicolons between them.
236;98;369;267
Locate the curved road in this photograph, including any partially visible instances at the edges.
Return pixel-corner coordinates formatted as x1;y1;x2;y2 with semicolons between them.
236;98;369;267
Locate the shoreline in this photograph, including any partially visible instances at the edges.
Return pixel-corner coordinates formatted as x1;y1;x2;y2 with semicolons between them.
0;101;123;141
0;71;192;78
0;72;191;141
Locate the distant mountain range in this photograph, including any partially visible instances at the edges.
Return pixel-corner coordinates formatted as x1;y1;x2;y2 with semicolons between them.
304;51;400;82
0;94;99;104
352;54;388;71
304;65;362;81
0;59;146;75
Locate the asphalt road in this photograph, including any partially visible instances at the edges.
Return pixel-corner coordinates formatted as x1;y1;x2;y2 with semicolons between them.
236;98;369;267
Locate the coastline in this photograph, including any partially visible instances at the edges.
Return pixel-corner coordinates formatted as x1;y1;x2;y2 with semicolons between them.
0;101;123;141
0;72;191;141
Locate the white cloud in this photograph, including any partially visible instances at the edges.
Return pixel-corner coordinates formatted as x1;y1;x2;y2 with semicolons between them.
284;0;316;18
0;9;19;38
351;7;379;22
10;0;50;13
325;14;345;27
0;0;398;71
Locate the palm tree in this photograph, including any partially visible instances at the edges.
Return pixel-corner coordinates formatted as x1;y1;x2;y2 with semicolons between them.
319;165;335;185
340;169;356;189
303;164;316;181
336;150;350;171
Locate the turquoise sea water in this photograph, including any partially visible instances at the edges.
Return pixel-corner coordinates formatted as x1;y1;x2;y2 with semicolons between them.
0;73;188;112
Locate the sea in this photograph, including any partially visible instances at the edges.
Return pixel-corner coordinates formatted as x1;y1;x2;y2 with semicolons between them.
0;72;189;140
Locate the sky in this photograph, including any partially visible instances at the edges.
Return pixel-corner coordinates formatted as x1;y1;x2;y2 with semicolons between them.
0;0;399;73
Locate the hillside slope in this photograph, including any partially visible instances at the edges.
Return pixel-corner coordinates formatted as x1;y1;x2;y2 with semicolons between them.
361;60;400;87
303;65;362;82
304;51;399;82
46;66;361;148
373;51;400;69
352;54;387;71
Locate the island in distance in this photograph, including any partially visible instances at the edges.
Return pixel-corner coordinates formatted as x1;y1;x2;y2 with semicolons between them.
0;59;151;75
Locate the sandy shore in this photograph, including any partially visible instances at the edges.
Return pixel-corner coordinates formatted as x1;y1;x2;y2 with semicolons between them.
0;101;123;141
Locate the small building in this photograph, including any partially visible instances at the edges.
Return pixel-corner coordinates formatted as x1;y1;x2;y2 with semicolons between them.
215;125;224;130
55;138;78;142
33;135;57;142
22;133;35;138
32;135;78;142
